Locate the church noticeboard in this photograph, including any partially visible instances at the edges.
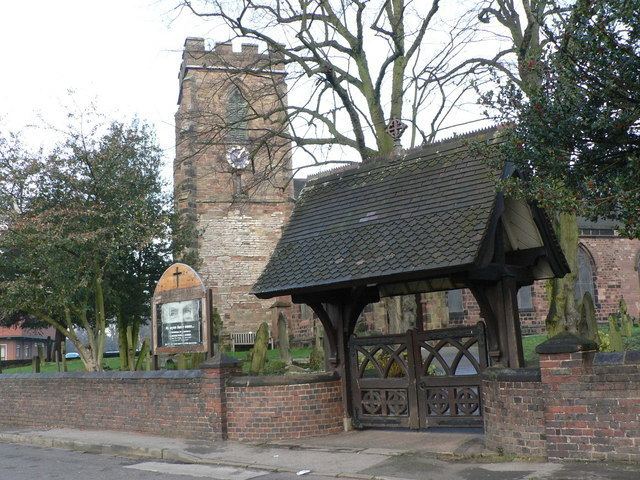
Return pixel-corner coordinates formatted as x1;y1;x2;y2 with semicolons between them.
151;263;211;355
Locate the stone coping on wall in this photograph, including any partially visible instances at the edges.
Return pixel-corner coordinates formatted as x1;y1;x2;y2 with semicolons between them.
482;366;541;382
227;371;338;387
0;370;203;380
592;350;640;365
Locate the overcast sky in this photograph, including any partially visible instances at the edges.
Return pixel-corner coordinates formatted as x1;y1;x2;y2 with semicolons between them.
0;0;220;183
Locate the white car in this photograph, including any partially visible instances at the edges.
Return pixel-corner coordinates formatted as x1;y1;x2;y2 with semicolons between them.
64;352;80;359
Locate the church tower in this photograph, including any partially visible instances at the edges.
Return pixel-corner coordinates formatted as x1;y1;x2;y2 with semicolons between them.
174;38;293;333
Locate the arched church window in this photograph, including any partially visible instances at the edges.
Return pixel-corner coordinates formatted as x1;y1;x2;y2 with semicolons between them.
517;285;533;311
574;245;596;303
227;87;248;143
447;289;464;314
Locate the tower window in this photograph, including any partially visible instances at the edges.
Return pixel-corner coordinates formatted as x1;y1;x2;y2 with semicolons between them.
447;289;464;314
227;87;248;143
517;286;533;311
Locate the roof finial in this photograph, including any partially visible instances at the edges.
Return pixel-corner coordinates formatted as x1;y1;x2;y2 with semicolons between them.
385;117;407;157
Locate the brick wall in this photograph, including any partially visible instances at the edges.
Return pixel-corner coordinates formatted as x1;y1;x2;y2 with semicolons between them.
226;375;343;441
482;369;546;457
540;350;640;462
580;236;640;321
0;366;343;442
484;347;640;462
0;370;224;440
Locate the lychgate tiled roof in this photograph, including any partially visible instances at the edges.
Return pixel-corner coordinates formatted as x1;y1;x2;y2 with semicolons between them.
253;129;504;298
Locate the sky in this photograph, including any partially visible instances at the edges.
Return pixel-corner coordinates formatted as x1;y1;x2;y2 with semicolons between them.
0;0;219;183
0;1;495;184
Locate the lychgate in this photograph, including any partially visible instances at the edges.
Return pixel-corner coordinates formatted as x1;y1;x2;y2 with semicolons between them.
252;127;569;429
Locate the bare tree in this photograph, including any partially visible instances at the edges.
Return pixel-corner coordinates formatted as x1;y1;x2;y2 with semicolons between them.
177;0;496;169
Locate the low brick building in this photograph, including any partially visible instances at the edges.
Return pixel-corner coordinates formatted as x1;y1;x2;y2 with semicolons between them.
0;325;55;361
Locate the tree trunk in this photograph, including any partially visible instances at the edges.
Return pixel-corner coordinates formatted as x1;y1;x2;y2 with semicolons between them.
545;213;580;336
424;291;449;330
117;315;129;370
384;297;407;333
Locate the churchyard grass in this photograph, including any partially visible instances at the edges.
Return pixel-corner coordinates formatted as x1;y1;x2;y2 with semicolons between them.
1;347;313;374
6;329;639;372
2;356;122;373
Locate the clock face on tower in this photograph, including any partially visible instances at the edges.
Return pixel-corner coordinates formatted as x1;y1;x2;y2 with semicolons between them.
226;146;250;170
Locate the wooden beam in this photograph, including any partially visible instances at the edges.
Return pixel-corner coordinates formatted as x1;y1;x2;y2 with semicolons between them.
499;275;525;368
307;287;375;430
468;263;533;284
505;246;547;266
307;302;338;368
469;286;502;365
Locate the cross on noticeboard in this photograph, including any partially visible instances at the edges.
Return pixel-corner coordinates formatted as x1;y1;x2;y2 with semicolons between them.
173;266;183;288
385;117;407;143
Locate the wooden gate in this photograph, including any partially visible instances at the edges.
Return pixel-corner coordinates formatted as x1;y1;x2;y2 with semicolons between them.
349;323;487;429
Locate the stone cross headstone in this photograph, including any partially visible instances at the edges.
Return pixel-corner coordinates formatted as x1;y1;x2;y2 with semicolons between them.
620;298;633;337
578;292;598;343
151;263;212;358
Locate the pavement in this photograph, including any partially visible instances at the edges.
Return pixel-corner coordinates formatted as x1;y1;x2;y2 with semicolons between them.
0;427;639;479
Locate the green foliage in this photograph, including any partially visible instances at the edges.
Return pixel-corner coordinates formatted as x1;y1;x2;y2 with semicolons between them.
597;330;612;352
0;111;193;371
262;359;286;375
497;0;640;237
309;347;325;371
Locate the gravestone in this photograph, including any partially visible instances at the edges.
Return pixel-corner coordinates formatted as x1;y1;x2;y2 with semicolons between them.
578;292;598;343
151;263;213;361
277;312;291;365
249;322;270;374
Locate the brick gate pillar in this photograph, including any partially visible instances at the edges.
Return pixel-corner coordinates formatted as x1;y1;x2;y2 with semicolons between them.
535;332;598;460
200;353;241;439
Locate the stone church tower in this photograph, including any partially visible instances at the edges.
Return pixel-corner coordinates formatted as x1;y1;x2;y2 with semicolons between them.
174;38;293;334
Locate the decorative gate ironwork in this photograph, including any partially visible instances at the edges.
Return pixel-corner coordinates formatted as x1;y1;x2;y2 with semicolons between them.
349;323;487;429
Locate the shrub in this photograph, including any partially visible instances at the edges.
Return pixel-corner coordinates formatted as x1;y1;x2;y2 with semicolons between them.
597;330;611;352
309;348;324;371
262;359;286;375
